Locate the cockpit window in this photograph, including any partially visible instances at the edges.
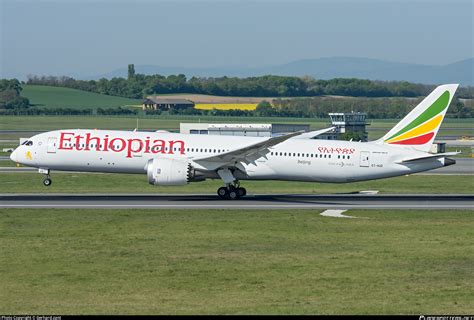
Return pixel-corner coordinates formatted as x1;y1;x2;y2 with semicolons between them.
21;140;28;145
25;141;33;146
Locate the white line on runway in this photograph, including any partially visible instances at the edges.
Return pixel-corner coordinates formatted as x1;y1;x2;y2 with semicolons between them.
320;209;355;218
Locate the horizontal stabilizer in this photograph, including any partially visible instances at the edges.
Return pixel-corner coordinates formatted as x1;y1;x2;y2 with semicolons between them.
396;152;459;164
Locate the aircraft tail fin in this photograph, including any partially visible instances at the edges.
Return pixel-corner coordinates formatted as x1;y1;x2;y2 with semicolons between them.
377;84;459;153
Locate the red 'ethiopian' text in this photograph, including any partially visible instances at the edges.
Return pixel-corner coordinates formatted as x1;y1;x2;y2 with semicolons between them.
58;132;185;158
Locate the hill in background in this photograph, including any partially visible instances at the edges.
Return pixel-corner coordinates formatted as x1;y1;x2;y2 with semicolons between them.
21;85;142;109
88;57;474;86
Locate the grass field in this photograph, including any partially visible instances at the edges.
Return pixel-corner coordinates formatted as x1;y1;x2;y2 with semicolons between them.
150;93;277;104
21;85;142;109
0;172;472;194
1;208;472;314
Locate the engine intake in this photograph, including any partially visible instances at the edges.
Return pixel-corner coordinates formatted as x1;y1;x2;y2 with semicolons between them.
147;157;193;186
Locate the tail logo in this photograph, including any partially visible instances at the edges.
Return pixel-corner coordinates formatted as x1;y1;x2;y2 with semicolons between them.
385;90;450;145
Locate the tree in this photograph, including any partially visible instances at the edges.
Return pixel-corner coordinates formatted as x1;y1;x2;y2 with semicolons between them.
0;79;29;110
128;64;135;80
0;79;22;95
255;101;276;117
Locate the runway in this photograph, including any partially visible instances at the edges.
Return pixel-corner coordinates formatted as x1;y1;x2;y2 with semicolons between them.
1;193;473;209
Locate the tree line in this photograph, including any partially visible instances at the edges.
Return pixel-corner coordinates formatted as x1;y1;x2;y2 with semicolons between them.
26;72;474;99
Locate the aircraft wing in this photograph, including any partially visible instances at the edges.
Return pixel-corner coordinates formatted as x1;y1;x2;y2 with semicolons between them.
193;131;304;166
193;127;335;170
293;127;335;139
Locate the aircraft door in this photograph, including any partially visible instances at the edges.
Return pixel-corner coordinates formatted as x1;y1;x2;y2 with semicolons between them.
47;137;57;153
360;151;370;167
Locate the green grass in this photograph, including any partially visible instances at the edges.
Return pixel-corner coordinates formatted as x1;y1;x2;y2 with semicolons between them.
446;146;473;158
0;208;472;314
0;160;16;167
21;85;142;109
0;172;472;194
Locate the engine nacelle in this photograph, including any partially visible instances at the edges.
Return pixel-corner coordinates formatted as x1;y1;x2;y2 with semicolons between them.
147;157;192;186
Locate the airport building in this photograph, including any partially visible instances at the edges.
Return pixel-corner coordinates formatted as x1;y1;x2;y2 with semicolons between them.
180;112;369;141
142;98;195;111
180;123;310;137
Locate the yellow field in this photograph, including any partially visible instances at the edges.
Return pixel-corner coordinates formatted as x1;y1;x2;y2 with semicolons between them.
194;103;258;110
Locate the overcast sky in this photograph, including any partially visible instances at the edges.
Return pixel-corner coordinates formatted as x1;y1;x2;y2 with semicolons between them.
1;0;472;79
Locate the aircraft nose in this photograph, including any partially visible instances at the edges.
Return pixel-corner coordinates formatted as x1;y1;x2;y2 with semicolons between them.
10;148;18;162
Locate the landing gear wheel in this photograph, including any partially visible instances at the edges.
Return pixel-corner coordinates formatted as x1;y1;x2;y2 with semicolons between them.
43;178;52;186
228;189;239;200
237;187;246;197
217;187;228;199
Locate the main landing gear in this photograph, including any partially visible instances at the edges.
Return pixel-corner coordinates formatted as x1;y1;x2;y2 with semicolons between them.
39;168;52;187
216;168;246;200
217;182;247;200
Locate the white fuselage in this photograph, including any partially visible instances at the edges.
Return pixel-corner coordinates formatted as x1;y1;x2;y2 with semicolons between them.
11;129;446;183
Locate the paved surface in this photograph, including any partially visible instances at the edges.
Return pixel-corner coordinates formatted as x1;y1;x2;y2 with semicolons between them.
1;193;472;209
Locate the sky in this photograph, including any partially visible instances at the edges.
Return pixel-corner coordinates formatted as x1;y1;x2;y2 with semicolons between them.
0;0;472;79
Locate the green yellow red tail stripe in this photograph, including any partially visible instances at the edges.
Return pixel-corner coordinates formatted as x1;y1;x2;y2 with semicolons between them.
384;90;450;145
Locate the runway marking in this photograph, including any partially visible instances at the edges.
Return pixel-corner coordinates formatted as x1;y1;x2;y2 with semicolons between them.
358;190;379;195
320;209;355;218
1;204;472;209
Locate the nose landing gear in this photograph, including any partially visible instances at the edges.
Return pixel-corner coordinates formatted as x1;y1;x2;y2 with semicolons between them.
43;176;52;186
39;168;52;187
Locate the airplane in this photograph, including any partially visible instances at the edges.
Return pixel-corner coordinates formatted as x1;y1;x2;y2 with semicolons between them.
10;84;459;200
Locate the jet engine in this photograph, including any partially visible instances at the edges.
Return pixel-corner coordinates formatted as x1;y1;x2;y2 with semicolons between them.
147;157;201;186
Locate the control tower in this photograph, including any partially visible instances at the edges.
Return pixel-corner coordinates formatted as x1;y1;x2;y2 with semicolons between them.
317;112;369;141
